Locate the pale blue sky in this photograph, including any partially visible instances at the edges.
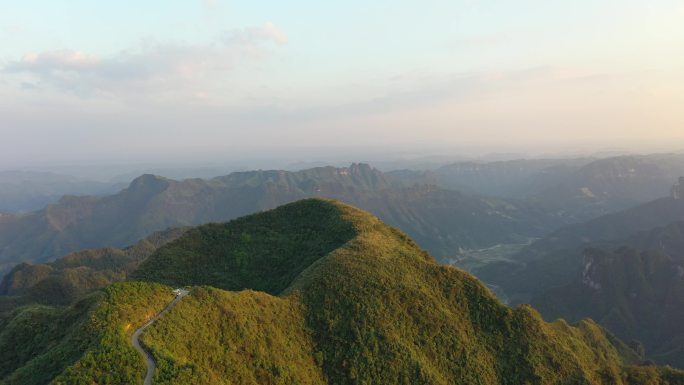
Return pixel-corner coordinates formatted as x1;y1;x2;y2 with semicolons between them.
1;0;683;165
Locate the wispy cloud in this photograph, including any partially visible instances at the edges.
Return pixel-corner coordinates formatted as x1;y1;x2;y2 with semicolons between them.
224;22;288;45
4;23;288;99
7;50;101;72
201;0;218;10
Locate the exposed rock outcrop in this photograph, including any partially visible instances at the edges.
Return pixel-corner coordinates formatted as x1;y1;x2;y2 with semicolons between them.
673;177;684;199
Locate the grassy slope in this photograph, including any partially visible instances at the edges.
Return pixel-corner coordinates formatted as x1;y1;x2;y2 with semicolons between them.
0;228;187;306
134;199;684;385
132;199;358;294
0;282;174;385
3;199;683;384
142;288;324;385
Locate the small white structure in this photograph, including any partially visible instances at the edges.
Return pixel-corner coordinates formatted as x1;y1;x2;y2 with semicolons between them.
173;288;182;296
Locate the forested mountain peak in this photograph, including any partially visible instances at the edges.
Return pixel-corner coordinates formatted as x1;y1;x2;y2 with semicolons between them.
3;199;681;384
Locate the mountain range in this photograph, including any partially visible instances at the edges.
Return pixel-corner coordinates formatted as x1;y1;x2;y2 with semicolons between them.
390;153;684;222
0;163;556;272
529;221;684;368
0;171;120;214
473;181;684;368
0;227;187;308
1;199;681;384
3;155;684;379
476;193;684;305
4;153;684;273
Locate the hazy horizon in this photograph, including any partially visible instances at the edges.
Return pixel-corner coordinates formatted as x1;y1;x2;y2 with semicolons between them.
2;1;684;166
2;145;683;183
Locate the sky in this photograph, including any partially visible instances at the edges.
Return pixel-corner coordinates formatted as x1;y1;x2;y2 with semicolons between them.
1;0;684;167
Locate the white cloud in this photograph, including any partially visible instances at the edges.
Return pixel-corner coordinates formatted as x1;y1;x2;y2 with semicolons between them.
243;22;288;45
3;23;288;99
7;50;101;72
220;22;288;50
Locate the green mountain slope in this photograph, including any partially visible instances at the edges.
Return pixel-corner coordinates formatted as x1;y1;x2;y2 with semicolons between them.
0;227;187;307
132;199;358;294
133;200;682;384
2;199;682;384
0;282;173;385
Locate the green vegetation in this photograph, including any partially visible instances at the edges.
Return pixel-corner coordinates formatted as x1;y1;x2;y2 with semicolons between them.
0;282;173;385
0;228;186;306
134;199;683;385
2;199;683;384
133;199;358;294
142;288;325;384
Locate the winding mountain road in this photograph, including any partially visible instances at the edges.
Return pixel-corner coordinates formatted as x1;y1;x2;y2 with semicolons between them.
132;289;189;385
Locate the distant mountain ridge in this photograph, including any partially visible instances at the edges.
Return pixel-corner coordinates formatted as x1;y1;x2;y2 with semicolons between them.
0;170;120;214
0;163;554;269
0;227;187;306
471;178;684;368
476;194;684;305
530;221;684;368
390;153;684;222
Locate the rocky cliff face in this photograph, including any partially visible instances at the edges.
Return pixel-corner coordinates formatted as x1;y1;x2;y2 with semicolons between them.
531;235;684;368
673;177;684;199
